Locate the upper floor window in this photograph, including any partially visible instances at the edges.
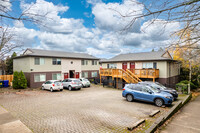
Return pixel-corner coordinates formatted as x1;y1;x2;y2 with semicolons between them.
142;62;153;69
92;60;97;65
81;60;88;65
52;58;61;65
35;57;45;65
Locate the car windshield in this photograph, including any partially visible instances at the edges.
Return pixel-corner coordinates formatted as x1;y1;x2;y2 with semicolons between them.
147;86;161;93
155;82;167;89
83;79;89;82
73;80;80;82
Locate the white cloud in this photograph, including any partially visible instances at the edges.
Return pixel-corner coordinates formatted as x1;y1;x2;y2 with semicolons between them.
11;0;180;58
92;0;143;32
0;0;12;11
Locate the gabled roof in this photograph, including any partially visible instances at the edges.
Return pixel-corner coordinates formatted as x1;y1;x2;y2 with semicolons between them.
100;51;173;63
15;48;99;60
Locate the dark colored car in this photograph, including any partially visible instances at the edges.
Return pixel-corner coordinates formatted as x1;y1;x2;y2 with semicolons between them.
138;82;178;100
122;84;174;107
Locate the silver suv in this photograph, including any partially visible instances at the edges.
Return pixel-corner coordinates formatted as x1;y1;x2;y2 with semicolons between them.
62;78;82;91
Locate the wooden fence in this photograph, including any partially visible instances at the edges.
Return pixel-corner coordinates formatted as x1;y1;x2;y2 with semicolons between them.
0;75;13;86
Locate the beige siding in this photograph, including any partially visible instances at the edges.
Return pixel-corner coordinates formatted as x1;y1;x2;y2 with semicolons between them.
157;61;168;78
101;62;122;69
81;60;100;71
23;49;32;55
30;57;61;72
13;57;31;72
162;52;172;59
135;62;142;69
117;63;122;69
102;63;107;68
169;62;179;77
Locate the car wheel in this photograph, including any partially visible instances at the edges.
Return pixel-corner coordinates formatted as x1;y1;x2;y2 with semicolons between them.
88;85;90;87
126;94;134;102
68;86;72;91
50;87;53;92
42;86;45;90
155;98;164;107
60;89;63;91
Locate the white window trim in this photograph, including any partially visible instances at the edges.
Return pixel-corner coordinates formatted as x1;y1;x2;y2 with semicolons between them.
34;74;46;82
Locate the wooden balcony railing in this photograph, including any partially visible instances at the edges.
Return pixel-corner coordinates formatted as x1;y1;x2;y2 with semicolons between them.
99;69;140;83
129;69;159;79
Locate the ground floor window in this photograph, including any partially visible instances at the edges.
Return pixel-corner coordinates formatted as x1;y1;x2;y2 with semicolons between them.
91;72;97;77
34;74;46;82
82;72;88;78
52;73;62;80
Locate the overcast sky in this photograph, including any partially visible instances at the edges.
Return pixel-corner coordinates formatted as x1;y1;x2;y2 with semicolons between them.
7;0;180;58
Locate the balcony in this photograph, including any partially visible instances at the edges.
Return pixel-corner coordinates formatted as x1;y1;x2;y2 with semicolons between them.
129;69;159;79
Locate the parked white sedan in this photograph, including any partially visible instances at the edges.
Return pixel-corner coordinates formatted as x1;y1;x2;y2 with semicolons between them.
79;78;90;87
42;80;63;92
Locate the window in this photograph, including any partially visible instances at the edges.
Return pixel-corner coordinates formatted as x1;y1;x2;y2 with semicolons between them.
52;73;61;80
82;72;88;78
153;62;157;69
109;64;117;68
92;60;97;65
35;58;45;65
34;74;46;82
52;58;61;65
91;72;97;77
142;62;153;69
81;60;88;65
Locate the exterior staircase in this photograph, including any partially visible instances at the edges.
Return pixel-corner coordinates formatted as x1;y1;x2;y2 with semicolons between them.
99;68;141;84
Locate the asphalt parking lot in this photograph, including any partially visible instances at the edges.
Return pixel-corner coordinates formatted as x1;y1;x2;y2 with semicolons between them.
0;85;168;133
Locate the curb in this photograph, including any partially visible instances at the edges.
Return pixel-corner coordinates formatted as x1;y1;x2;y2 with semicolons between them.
145;93;192;133
127;119;146;131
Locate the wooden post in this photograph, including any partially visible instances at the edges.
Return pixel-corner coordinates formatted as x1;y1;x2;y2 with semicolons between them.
99;69;101;84
153;78;155;82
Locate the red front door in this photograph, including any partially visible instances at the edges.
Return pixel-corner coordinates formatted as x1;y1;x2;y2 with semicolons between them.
122;62;127;70
64;73;68;79
130;62;135;69
75;72;79;78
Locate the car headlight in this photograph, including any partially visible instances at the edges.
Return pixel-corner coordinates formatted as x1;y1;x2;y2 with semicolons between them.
165;96;171;99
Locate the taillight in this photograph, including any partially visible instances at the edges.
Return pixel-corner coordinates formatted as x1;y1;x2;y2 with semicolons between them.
61;83;63;86
52;84;55;87
123;88;125;91
72;82;76;84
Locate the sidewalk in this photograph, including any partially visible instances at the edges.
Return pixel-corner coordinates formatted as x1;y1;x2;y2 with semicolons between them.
161;95;200;133
0;106;32;133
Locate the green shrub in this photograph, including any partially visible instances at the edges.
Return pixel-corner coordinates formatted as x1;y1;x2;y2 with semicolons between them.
180;80;197;90
18;71;27;89
13;71;19;89
12;71;27;89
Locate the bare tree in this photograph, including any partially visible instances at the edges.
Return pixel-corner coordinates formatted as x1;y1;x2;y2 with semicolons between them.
121;0;200;51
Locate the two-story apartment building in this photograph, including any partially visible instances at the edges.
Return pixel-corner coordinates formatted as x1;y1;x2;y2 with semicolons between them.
100;50;180;87
13;49;100;88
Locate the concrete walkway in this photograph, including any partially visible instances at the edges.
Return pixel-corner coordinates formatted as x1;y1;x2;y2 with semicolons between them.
161;95;200;133
0;106;32;133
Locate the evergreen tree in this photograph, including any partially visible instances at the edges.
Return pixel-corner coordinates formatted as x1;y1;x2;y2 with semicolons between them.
12;71;27;89
13;71;19;89
6;52;17;74
18;71;27;89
